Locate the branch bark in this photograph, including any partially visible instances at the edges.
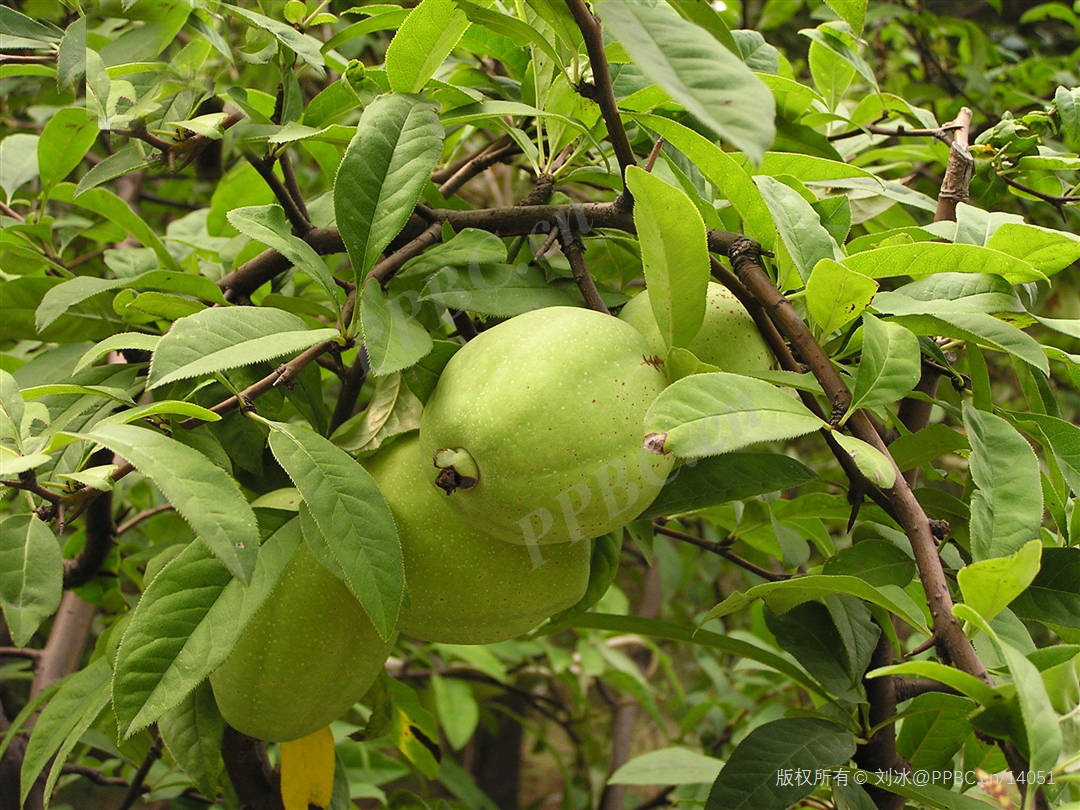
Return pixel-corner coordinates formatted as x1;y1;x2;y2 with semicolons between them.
565;0;637;191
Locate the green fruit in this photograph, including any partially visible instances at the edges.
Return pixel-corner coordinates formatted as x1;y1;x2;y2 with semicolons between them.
619;282;772;374
364;435;590;643
419;306;674;545
209;539;394;742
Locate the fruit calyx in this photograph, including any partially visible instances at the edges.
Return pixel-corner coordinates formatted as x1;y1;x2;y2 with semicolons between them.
433;447;479;493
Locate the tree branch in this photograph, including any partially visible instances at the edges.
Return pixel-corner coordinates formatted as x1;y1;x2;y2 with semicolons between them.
653;522;790;581
438;134;518;198
559;231;609;313
565;0;637;191
244;152;312;235
62;458;114;589
221;726;283;810
725;239;987;684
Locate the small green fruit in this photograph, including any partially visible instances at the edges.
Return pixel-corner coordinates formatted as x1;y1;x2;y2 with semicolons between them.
365;435;590;643
209;540;394;742
619;282;772;374
419;306;674;545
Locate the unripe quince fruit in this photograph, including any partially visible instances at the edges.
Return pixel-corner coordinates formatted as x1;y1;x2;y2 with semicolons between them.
419;306;674;545
364;434;590;643
619;282;772;374
209;539;394;742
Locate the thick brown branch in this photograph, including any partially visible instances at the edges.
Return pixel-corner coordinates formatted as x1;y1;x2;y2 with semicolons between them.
934;107;974;222
726;239;987;683
222;726;283;810
565;0;636;188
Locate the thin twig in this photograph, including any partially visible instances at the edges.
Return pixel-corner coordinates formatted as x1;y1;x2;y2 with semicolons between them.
114;504;173;536
278;151;310;222
244;152;311;235
367;220;443;285
438;134;518;198
0;647;40;660
653;523;790;581
117;728;163;810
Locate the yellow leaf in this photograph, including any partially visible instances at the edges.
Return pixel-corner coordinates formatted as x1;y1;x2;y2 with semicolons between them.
280;725;335;810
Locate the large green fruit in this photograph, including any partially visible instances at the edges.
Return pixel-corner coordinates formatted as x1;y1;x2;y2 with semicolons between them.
419;306;674;545
209;540;394;742
619;282;772;374
364;435;590;643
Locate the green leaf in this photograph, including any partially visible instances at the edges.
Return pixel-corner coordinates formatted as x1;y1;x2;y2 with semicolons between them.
963;404;1043;561
644;372;825;458
985;223;1080;276
0;449;54;476
0;369;25;442
98;400;221;426
37;107;98;193
21;658;110;808
754;176;840;282
805;258;878;334
845;314;920;416
36;270;226;332
69;423;259;582
705;574;929;632
764;597;878;702
830;432;896;488
399;228;507;277
0;514;62;646
227;204;341;312
52;183;181;272
958;540;1042;622
1011;548;1080;630
631;113;773;248
385;0;471;93
148;306;338;389
0;133;40;202
610;747;724;786
843;243;1045;284
158;681;224;798
595;1;775;162
430;673;479;751
73;332;160;375
866;662;1002;708
74;145;156;196
387;678;441;777
895;693;975;772
334;94;443;280
112;523;302;737
227;4;325;70
822;540;915;588
625;166;709;350
1006;411;1080;495
544;612;836;702
360;279;434;376
266;420;403;640
330;372;422;454
705;718;856;810
954;604;1062;773
419;264;579;317
873;294;1048;375
644;453;817;518
0;6;62;43
888;423;969;471
823;0;867;33
455;0;563;69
